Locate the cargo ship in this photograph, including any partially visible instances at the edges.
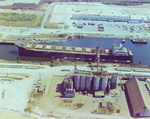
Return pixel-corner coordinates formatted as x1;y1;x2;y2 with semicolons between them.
15;41;134;61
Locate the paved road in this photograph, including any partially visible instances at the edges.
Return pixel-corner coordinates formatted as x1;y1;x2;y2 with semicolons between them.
41;3;54;28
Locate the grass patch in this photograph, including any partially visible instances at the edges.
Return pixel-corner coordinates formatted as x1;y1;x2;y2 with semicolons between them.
63;99;73;103
25;89;44;112
19;29;29;33
0;13;43;28
0;76;23;80
73;103;84;109
97;102;116;115
0;34;4;38
45;23;62;29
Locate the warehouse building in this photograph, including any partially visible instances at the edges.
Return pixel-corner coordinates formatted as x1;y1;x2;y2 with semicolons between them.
71;14;144;23
125;77;150;117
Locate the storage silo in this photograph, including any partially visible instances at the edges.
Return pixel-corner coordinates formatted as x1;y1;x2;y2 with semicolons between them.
93;76;100;91
101;77;108;91
111;76;119;89
74;75;80;90
63;79;68;90
67;79;73;89
80;75;86;90
85;75;92;91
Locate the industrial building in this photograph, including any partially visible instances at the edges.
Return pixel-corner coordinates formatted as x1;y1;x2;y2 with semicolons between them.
62;72;118;98
125;77;150;117
71;14;144;23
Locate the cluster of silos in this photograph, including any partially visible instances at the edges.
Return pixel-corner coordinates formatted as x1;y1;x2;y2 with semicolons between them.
93;76;108;91
73;75;109;91
63;78;73;90
73;75;92;91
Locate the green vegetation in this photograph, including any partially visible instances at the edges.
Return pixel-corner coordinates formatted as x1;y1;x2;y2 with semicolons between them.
74;103;84;109
63;99;73;103
0;13;36;21
0;76;23;80
64;25;69;29
25;89;44;112
0;3;39;10
0;13;44;27
98;102;116;115
58;34;67;38
45;23;63;29
102;1;150;6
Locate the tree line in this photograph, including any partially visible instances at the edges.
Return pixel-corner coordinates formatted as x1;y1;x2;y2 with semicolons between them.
0;3;39;10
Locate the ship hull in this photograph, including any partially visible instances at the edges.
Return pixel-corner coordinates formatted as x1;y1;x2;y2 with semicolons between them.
17;46;133;61
131;40;147;44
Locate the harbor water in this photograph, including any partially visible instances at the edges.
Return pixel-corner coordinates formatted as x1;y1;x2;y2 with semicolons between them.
0;37;150;65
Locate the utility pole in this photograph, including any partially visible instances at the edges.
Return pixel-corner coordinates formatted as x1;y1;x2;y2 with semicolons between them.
39;72;41;80
96;44;100;72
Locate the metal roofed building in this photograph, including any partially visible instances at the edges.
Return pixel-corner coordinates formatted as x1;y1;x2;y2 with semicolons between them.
71;14;144;23
125;77;150;117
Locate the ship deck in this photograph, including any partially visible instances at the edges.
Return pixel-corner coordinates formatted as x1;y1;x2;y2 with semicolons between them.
17;43;110;56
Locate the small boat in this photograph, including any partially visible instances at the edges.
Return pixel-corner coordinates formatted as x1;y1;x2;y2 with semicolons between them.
122;38;125;43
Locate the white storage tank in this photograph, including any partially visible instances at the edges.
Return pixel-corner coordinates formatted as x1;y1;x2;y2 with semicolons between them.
86;75;92;91
80;75;86;90
93;76;100;91
74;75;80;90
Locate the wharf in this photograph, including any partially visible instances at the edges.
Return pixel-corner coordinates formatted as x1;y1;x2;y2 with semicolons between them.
0;40;15;45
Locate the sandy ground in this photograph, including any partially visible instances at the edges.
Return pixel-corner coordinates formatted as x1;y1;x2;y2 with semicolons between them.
0;0;41;5
0;110;37;119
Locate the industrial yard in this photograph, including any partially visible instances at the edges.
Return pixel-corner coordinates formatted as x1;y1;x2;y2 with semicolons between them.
0;62;149;118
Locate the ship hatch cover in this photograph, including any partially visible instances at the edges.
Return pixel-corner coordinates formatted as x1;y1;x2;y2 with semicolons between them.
66;47;72;51
26;44;33;49
45;45;52;50
55;46;63;50
35;44;43;49
86;48;91;53
75;47;82;52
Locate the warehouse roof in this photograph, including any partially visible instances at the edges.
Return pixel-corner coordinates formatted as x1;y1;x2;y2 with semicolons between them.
125;77;150;114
